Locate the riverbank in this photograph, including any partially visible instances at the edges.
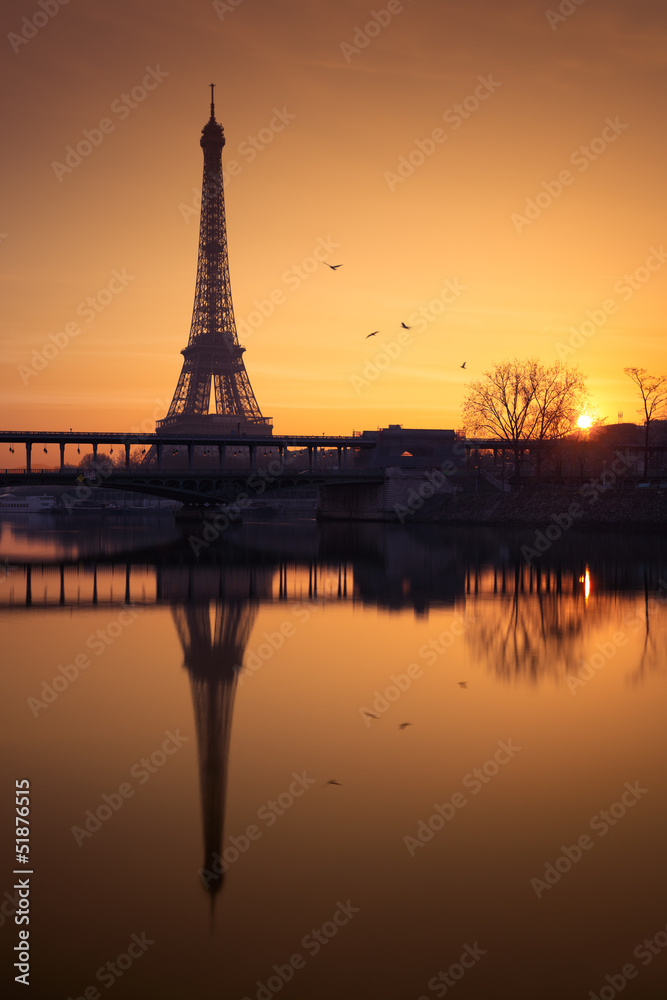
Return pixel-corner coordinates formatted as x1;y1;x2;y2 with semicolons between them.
417;487;667;527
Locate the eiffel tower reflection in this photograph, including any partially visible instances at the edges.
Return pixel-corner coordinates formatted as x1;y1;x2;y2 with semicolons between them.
171;594;260;909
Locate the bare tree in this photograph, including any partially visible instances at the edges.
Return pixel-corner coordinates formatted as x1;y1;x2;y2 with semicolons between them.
461;358;589;477
624;367;667;478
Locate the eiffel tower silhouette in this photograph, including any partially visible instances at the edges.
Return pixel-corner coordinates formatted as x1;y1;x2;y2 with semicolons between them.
157;85;272;437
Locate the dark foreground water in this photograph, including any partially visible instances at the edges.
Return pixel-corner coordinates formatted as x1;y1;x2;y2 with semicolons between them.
1;514;666;1000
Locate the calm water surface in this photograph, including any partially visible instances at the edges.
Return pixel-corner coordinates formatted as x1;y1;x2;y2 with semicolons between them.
1;514;666;999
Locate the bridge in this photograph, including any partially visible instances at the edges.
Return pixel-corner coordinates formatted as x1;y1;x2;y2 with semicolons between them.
1;428;663;513
0;427;471;514
0;429;374;472
0;429;393;509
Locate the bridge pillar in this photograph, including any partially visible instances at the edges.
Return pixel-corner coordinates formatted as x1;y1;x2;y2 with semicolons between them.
278;445;285;472
26;441;32;472
249;445;256;471
156;442;163;469
307;446;313;471
92;442;98;465
317;467;458;521
124;442;131;468
218;444;225;470
59;441;65;471
188;443;194;471
337;446;342;470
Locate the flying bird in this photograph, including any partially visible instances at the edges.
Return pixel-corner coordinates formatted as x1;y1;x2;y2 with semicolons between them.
460;362;467;369
366;331;379;338
324;779;342;786
398;722;412;730
401;322;412;330
364;712;381;719
325;263;343;270
457;681;468;689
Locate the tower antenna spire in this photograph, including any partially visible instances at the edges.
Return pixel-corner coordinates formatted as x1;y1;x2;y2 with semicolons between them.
210;83;215;120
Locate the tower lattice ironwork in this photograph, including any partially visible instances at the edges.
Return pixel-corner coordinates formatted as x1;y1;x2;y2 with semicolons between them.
157;86;271;436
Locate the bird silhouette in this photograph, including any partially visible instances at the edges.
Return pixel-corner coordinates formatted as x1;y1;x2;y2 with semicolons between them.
325;263;343;270
324;779;342;786
398;722;412;730
401;322;412;330
364;712;381;719
457;681;468;689
460;362;467;369
366;331;379;338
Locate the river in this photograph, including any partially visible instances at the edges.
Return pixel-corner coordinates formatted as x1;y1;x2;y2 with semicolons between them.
1;513;666;999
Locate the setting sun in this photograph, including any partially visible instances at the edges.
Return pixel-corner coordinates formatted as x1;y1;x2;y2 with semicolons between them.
577;415;593;429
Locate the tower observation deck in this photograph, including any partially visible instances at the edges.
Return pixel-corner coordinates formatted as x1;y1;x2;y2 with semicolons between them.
157;86;272;437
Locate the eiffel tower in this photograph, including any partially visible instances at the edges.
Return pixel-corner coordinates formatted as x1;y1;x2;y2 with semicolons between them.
171;598;258;908
157;86;272;437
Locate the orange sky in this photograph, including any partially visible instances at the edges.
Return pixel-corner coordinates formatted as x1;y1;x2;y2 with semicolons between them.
1;0;666;436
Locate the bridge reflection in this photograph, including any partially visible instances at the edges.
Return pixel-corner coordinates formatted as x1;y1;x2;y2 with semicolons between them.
2;519;666;612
